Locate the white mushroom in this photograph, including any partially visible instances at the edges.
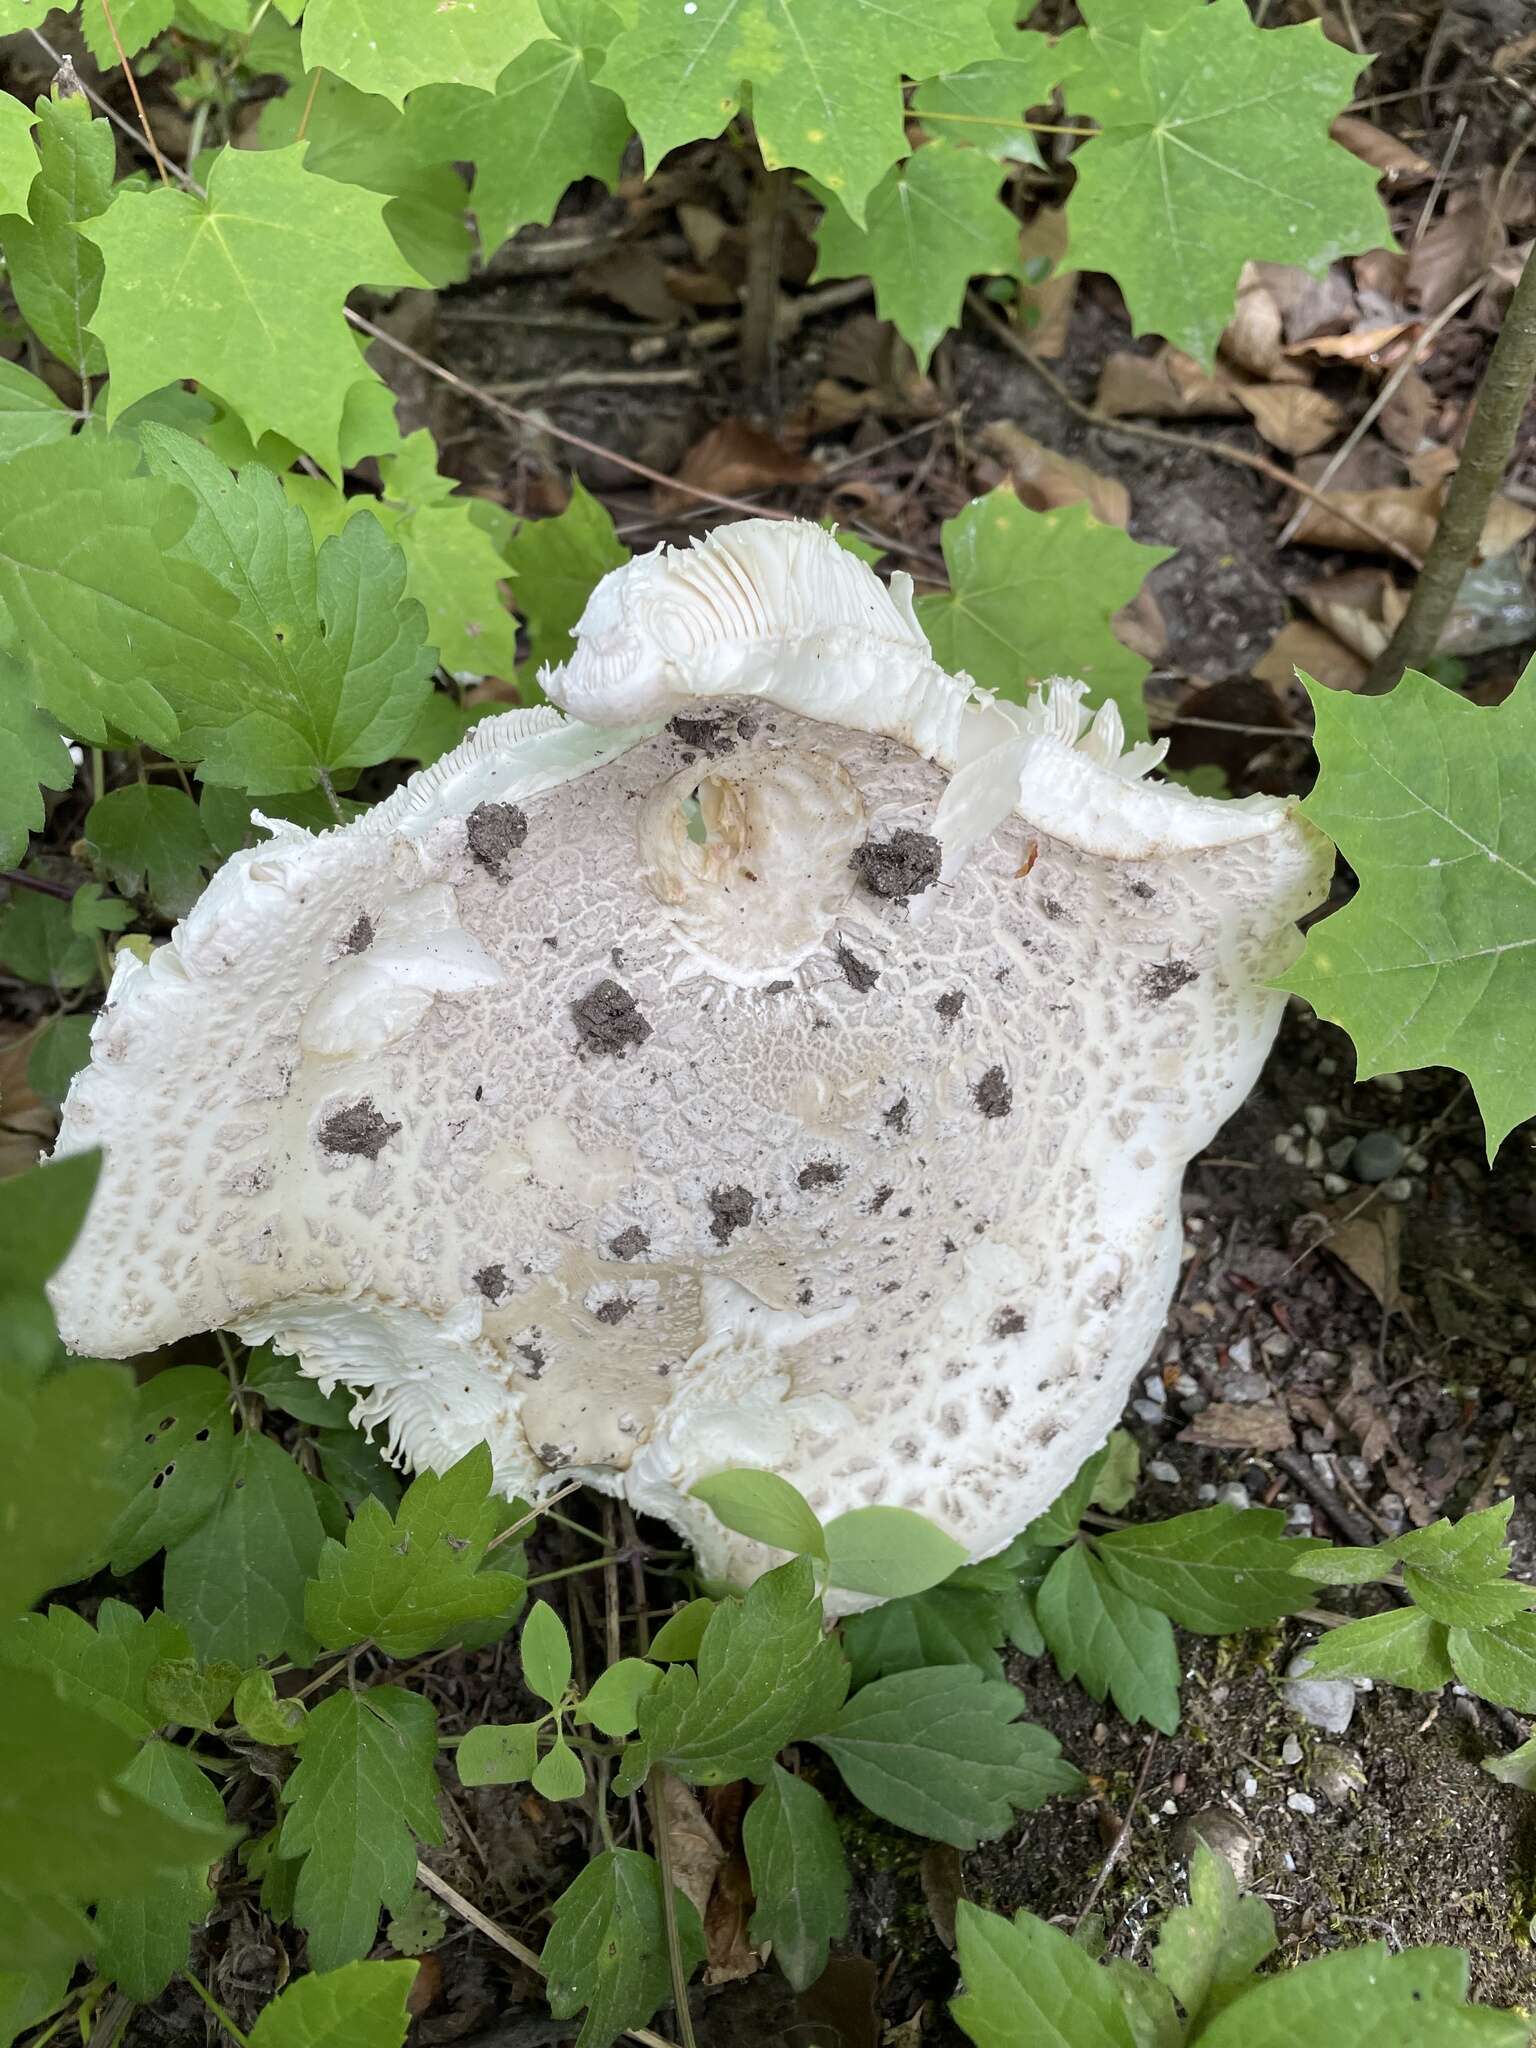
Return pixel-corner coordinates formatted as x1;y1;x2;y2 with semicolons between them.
49;519;1329;1601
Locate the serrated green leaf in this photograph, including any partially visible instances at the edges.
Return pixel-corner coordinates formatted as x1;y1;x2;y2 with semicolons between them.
1152;1841;1275;2026
82;145;425;477
247;1960;420;2048
647;1597;715;1662
1094;1508;1325;1634
85;784;216;917
373;437;519;676
617;1558;848;1794
243;1344;352;1428
823;1506;968;1598
0;1148;100;1374
520;1598;573;1705
0;1598;185;1737
0;660;72;871
916;488;1170;741
0;884;95;991
386;1891;447;1956
543;1848;705;2048
1065;0;1390;365
69;880;131;937
603;0;1002;226
1283;668;1536;1157
0;357;74;457
912;27;1071;166
1197;1943;1526;2048
1298;1607;1452;1691
457;1719;541;1786
576;1658;661;1738
0;1361;130;1619
91;1739;225;1999
840;1580;1011;1686
108;1364;234;1574
80;0;174;66
742;1764;849;1992
25;1013;92;1109
691;1468;826;1560
1036;1543;1181;1733
1447;1615;1536;1713
1021;1447;1109;1549
815;1665;1081;1848
145;1655;242;1732
952;1901;1137;2048
235;1670;309;1745
305;1443;525;1658
812;144;1019;371
279;1686;443;1970
0;97;111;378
301;0;546;102
163;1430;325;1666
506;480;629;687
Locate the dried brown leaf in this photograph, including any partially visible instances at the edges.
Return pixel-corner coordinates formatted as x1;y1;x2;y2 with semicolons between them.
1233;382;1345;457
1289;481;1536;558
1285;322;1414;364
660;1773;726;1923
1326;1201;1402;1311
654;419;818;515
1014;206;1077;360
1095;347;1246;421
1329;115;1435;186
1377;368;1439;454
1222;279;1295;380
1250;260;1360;343
1252;618;1367;694
1299;567;1409;664
1407;193;1503;318
1179;1401;1295;1452
979;420;1129;526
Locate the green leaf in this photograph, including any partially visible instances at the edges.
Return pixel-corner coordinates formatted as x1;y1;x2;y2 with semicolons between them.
1289;1545;1399;1586
576;1658;662;1738
0;97;111;378
0;1598;184;1737
951;1900;1137;2048
603;0;1002;226
1091;1430;1140;1514
742;1764;849;1992
235;1670;309;1745
1447;1615;1536;1713
386;1890;447;1955
247;1960;420;2048
69;880;131;936
163;1430;325;1666
26;1014;93;1108
0;1956;72;2048
80;0;174;66
543;1848;705;2048
0;1665;229;1970
911;29;1071;165
812;144;1019;371
0;1362;131;1619
1065;0;1390;365
457;1720;541;1786
305;1443;525;1658
0;1147;100;1367
1022;1447;1111;1549
1283;668;1536;1157
108;1364;234;1574
815;1665;1081;1849
521;1598;573;1706
145;1656;243;1732
823;1506;968;1598
0;883;95;991
85;784;216;917
1482;1736;1536;1791
840;1580;1011;1686
243;1345;352;1428
373;435;519;676
1197;1944;1526;2048
916;489;1171;742
531;1734;586;1800
1152;1841;1275;2026
647;1598;715;1662
405;1;631;256
301;0;545;100
1093;1508;1325;1634
279;1685;443;1970
1298;1607;1452;1691
690;1469;827;1560
91;1739;225;1999
505;480;629;685
82;145;425;477
616;1558;848;1794
0;662;72;871
0;357;74;458
1036;1543;1182;1733
315;1426;405;1516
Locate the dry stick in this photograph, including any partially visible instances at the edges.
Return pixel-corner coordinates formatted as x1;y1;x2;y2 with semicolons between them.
740;160;788;391
94;0;169;185
966;292;1425;570
1364;246;1536;691
293;63;325;145
1072;1735;1158;1935
0;867;75;900
647;1771;700;2048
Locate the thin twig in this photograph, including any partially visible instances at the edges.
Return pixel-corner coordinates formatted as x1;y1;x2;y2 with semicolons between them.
294;64;324;145
485;1474;585;1556
94;0;169;184
1;867;76;900
647;1772;699;2048
179;1974;250;2048
1072;1736;1158;1934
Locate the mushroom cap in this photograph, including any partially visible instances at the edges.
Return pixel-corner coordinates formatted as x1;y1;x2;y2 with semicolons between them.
50;519;1330;1601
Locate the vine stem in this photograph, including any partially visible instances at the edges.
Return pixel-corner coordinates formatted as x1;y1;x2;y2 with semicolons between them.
1364;247;1536;691
94;0;169;185
179;1973;251;2048
647;1769;699;2048
0;867;75;900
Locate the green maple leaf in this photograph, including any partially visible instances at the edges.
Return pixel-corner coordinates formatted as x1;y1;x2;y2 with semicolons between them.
0;358;75;458
162;1431;325;1666
1064;0;1391;364
81;144;426;476
91;1740;226;2000
80;0;173;67
279;1685;443;1970
85;785;216;917
812;143;1019;371
504;479;629;687
0;1598;186;1738
1282;667;1536;1158
305;1443;525;1657
543;1849;705;2048
601;0;1003;226
912;24;1074;166
0;655;73;870
300;0;547;104
246;1961;420;2048
0;96;113;379
405;0;632;256
916;487;1171;742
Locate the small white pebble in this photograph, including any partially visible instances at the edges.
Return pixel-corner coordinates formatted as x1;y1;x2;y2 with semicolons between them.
1304;1105;1328;1135
1281;1735;1303;1766
1241;1774;1259;1798
1375;1073;1405;1094
1148;1459;1181;1484
1287;1792;1317;1816
1381;1176;1414;1201
1161;1799;1178;1815
1322;1172;1350;1195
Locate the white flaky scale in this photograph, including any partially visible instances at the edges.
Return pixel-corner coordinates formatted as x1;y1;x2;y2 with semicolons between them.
49;519;1330;1605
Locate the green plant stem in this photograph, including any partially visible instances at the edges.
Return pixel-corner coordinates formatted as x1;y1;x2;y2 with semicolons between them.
180;1973;251;2048
647;1768;699;2048
1364;247;1536;691
527;1553;629;1586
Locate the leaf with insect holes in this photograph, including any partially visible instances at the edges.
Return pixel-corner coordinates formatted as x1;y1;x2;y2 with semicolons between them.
616;1558;848;1795
916;489;1171;742
305;1444;525;1658
812;144;1020;372
0;97;110;378
543;1848;705;2048
108;1366;235;1575
1197;1944;1527;2048
1064;0;1390;366
280;1686;443;1970
1093;1508;1326;1634
85;786;217;918
1152;1842;1276;2028
952;1901;1138;2048
1296;1607;1453;1692
690;1468;827;1559
508;480;630;689
0;656;73;871
815;1665;1082;1848
1282;666;1536;1159
405;0;632;258
91;1741;225;2000
247;1960;420;2048
81;146;426;477
1036;1542;1182;1733
163;1430;325;1666
743;1765;849;1992
301;0;547;103
602;0;1003;226
823;1506;968;1598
